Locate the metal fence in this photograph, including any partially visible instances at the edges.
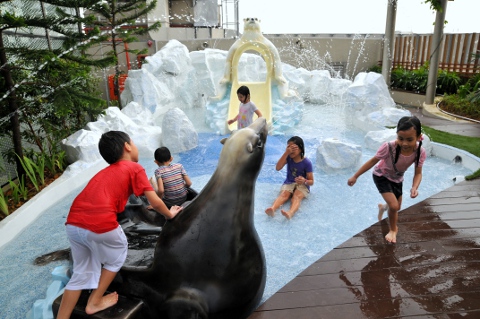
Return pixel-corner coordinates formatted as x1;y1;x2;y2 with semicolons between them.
0;136;17;186
393;33;480;76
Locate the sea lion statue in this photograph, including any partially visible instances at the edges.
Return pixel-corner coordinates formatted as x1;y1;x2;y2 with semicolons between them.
45;118;267;318
113;117;268;319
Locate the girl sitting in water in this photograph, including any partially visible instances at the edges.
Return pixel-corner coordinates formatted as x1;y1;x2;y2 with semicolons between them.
265;136;314;219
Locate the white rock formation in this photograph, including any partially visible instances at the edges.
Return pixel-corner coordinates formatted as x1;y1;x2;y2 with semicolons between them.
316;138;362;171
61;129;102;164
161;108;198;153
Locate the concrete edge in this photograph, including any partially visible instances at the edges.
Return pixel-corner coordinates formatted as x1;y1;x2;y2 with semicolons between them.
390;89;472;123
422;102;471;123
0;160;107;250
431;142;480;172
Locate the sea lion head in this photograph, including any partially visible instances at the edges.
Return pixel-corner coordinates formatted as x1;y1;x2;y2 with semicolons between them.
219;117;267;178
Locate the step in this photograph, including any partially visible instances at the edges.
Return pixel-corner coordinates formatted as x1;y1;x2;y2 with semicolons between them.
52;290;146;319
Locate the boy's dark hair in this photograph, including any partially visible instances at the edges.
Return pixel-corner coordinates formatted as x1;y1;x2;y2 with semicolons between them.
236;85;250;97
98;131;131;164
395;116;422;166
288;136;305;159
154;147;171;163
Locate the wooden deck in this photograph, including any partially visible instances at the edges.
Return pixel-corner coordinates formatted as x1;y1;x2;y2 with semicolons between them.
249;176;480;318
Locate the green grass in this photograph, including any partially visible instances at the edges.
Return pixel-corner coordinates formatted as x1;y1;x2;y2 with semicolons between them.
423;126;480;180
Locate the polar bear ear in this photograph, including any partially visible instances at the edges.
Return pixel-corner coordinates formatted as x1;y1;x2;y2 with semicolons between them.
220;137;228;145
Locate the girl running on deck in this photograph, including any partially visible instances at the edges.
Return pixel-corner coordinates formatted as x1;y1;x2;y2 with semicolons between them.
347;116;426;243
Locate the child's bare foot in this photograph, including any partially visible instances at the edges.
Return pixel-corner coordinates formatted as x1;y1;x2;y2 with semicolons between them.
281;209;292;220
265;207;275;217
85;292;118;315
378;203;388;221
385;230;397;243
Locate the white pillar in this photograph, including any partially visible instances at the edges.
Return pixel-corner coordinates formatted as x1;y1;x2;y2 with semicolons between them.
425;0;448;105
147;0;170;41
382;0;397;86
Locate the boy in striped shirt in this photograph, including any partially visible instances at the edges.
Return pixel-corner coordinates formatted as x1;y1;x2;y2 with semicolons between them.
150;147;193;207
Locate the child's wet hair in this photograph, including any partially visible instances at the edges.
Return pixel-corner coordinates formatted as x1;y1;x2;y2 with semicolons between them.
397;116;422;136
394;116;422;166
237;85;250;97
154;147;171;163
98;131;131;164
288;136;305;158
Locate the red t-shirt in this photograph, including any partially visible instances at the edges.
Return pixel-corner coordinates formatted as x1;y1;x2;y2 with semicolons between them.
66;160;153;233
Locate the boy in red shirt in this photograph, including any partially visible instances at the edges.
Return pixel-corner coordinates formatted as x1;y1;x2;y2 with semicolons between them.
57;131;182;318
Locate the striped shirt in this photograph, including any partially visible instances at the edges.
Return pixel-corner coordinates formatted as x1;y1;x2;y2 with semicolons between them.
154;163;188;205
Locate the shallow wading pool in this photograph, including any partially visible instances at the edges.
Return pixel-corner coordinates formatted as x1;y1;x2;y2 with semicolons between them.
0;103;474;319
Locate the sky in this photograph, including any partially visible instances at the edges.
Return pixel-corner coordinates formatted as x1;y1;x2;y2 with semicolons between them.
237;0;479;34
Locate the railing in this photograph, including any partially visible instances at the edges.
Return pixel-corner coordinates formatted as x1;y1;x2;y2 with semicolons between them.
393;33;480;76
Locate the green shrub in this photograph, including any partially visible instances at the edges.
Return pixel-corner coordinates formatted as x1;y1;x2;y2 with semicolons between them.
465;72;480;102
390;66;477;99
390;66;429;92
467;89;480;103
441;94;480;120
466;72;480;91
367;65;382;73
412;66;429;93
44;148;66;176
437;70;463;94
458;82;472;99
389;66;479;120
0;188;8;216
391;68;416;91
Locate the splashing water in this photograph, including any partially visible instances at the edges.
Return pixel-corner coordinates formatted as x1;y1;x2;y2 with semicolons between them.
277;37;343;77
345;34;370;79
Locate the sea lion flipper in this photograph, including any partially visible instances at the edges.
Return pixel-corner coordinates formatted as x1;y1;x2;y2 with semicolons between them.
34;248;71;265
162;288;208;319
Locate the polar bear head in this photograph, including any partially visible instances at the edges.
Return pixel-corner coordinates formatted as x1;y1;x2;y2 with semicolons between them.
243;17;261;33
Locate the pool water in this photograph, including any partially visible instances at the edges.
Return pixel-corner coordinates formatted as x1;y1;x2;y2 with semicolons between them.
0;103;472;319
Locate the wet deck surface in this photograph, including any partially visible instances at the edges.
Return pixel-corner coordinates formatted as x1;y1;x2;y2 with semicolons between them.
249;178;480;319
249;109;480;318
